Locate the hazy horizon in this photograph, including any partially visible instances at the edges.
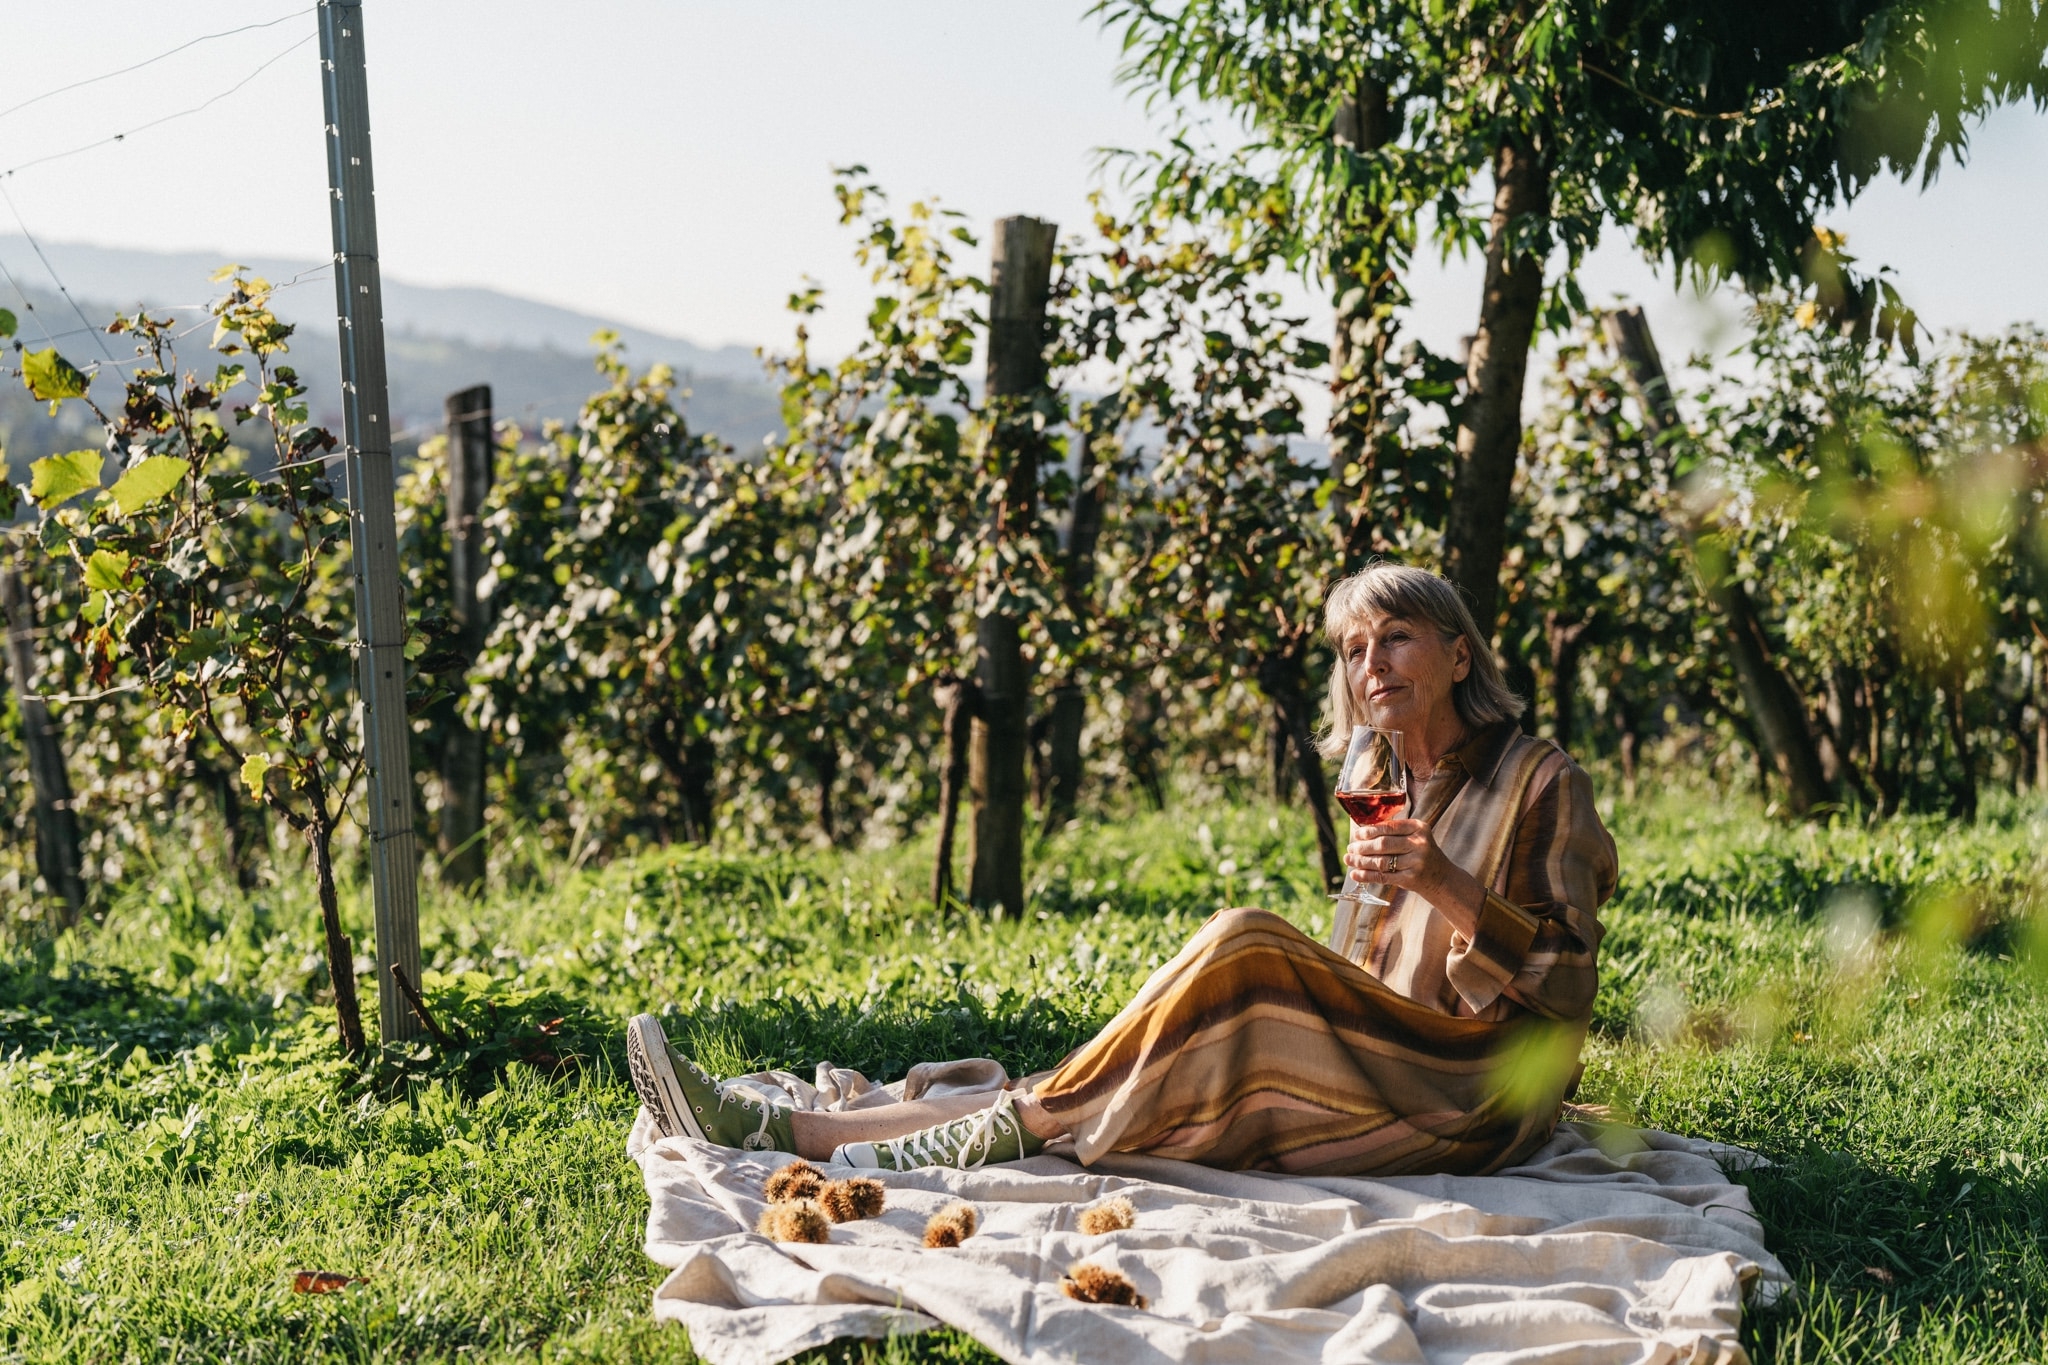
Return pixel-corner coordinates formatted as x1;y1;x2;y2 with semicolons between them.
3;3;2045;380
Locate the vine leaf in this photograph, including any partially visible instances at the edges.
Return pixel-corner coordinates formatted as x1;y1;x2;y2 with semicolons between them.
107;455;188;515
83;549;131;593
21;348;90;409
239;753;272;799
0;307;15;338
28;448;104;509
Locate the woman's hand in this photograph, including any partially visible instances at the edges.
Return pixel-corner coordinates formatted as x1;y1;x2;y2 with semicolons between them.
1345;818;1484;936
1344;817;1442;894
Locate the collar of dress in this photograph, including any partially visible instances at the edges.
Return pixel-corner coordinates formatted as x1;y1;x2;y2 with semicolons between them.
1434;720;1522;789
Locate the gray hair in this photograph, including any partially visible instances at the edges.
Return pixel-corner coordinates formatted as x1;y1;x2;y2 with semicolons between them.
1318;563;1524;757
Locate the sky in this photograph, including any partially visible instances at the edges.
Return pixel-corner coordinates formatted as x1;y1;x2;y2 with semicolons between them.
2;1;2046;379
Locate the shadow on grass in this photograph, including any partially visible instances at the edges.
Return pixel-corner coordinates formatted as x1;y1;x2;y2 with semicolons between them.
1740;1148;2048;1361
1626;851;2032;954
3;938;1106;1112
0;952;281;1063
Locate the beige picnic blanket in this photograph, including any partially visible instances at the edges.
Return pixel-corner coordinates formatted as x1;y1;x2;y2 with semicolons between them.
627;1061;1787;1365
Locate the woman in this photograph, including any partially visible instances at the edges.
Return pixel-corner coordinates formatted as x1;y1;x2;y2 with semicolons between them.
627;563;1616;1178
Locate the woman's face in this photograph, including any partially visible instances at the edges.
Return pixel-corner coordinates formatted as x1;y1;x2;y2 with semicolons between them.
1341;611;1470;736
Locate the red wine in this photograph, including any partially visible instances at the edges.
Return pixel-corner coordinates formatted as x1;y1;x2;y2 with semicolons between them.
1336;788;1407;826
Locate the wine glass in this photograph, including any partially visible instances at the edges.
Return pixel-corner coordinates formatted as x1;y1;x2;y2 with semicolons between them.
1333;724;1407;909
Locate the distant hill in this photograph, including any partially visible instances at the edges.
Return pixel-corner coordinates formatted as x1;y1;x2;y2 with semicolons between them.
0;236;785;476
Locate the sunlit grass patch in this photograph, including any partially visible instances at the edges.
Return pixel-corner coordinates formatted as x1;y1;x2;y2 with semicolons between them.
2;785;2045;1361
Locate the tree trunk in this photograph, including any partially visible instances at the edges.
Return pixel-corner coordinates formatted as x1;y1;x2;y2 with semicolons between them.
1600;306;1836;817
1040;691;1081;830
931;675;978;909
439;725;487;878
1124;689;1166;811
439;385;494;891
1823;665;1865;792
0;568;84;924
1041;410;1110;833
647;710;717;843
2006;691;2031;794
308;813;366;1056
1028;706;1053;813
1945;682;1978;821
968;215;1057;916
1270;713;1292;804
1613;691;1640;803
1328;75;1398;567
1544;610;1591;751
1813;676;1869;806
1444;136;1550;636
678;736;716;843
1731;710;1772;799
1260;654;1345;892
812;742;839;845
1711;568;1833;814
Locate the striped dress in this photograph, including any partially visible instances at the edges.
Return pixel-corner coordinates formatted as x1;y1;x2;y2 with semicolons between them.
1032;723;1617;1177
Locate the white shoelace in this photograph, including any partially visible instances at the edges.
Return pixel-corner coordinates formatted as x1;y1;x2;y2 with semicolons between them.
713;1078;784;1151
880;1089;1022;1170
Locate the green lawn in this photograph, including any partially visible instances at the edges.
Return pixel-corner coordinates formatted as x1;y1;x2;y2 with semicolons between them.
3;782;2046;1363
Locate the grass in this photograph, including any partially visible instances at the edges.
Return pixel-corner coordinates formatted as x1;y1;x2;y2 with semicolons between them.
2;780;2046;1362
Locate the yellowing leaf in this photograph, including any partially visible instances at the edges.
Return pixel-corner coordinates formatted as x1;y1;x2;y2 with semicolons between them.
28;448;104;509
82;549;131;592
21;348;90;406
240;754;272;799
107;455;188;515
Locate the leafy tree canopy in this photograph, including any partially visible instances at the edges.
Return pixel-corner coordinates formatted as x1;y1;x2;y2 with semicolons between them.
1097;0;2048;290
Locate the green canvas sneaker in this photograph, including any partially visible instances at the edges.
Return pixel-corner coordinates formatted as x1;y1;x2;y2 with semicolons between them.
626;1013;796;1152
831;1088;1045;1170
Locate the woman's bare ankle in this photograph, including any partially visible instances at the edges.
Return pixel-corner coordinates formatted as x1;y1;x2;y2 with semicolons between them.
787;1091;1006;1161
788;1110;838;1161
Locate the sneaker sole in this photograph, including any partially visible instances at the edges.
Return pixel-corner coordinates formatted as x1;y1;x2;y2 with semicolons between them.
831;1142;882;1169
627;1014;707;1143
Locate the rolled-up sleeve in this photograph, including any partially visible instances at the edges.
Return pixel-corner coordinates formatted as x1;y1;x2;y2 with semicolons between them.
1444;756;1615;1019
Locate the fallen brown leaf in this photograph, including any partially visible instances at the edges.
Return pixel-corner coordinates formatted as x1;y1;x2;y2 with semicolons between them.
1863;1266;1897;1286
292;1270;367;1294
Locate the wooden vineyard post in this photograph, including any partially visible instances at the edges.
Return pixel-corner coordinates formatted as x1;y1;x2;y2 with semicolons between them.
0;568;84;925
318;0;423;1043
968;215;1056;917
439;384;493;891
